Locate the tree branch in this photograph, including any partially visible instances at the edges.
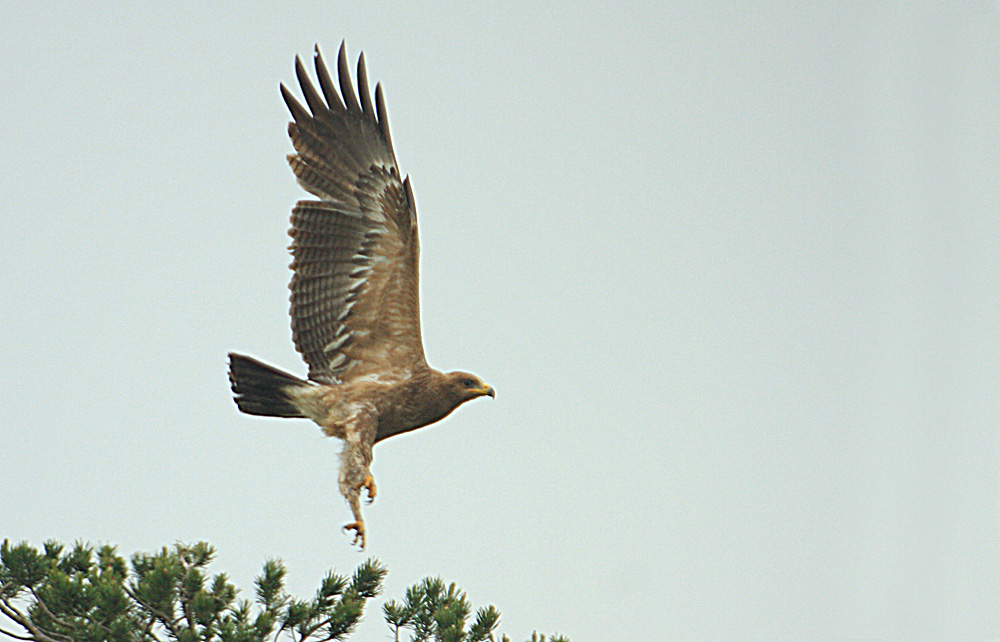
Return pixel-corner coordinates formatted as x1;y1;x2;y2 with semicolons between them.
25;590;74;634
0;598;65;642
0;623;34;641
122;584;180;640
271;619;290;642
138;611;171;642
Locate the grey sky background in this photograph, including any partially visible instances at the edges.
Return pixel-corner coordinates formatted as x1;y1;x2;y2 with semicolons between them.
2;3;998;641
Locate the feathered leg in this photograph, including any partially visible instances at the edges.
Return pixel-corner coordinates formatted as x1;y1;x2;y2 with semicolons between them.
338;415;377;549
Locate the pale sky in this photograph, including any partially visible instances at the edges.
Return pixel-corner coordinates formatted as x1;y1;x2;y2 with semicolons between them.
2;3;999;641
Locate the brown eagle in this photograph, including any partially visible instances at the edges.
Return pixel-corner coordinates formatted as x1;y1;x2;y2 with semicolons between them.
228;43;494;549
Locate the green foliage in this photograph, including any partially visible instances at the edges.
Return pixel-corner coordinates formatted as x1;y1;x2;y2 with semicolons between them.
1;539;137;642
0;540;566;642
0;540;385;642
508;634;570;642
275;558;385;642
382;578;499;642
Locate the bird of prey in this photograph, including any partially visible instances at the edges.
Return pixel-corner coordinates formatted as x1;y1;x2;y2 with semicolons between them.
228;43;494;549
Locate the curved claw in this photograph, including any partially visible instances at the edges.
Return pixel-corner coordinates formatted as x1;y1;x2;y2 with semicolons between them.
355;474;377;504
342;521;366;550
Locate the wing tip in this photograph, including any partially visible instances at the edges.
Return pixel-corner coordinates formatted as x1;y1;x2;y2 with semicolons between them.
293;40;376;120
280;82;310;123
336;41;363;113
284;42;400;166
357;51;375;119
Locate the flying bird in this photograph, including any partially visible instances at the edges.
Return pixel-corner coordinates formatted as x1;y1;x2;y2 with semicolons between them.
228;43;494;549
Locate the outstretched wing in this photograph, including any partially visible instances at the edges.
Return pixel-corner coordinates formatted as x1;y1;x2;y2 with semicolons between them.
281;43;426;384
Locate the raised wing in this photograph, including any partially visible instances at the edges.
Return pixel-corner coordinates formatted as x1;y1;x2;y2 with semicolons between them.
281;43;426;384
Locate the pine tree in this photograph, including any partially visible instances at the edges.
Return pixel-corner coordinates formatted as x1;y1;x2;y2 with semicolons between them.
0;540;567;642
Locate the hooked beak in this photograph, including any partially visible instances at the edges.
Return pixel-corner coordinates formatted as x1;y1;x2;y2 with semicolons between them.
482;385;496;398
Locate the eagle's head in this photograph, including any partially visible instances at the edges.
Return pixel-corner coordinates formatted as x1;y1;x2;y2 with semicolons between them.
445;371;495;403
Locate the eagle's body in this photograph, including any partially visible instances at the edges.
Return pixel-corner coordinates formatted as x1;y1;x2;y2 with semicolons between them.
228;43;493;549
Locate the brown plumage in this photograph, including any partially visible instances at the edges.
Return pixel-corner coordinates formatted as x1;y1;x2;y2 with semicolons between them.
228;43;493;549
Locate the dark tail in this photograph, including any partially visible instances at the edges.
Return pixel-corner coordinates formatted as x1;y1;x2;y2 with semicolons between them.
228;353;309;418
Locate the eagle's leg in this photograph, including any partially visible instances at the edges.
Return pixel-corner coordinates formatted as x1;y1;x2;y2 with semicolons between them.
355;474;377;503
342;475;376;548
341;476;371;549
338;425;376;549
343;515;366;549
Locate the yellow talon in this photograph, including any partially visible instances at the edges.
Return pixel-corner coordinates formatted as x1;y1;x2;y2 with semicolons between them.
343;521;366;549
355;474;377;503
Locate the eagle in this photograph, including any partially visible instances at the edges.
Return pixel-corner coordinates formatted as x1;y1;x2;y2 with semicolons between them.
228;43;494;549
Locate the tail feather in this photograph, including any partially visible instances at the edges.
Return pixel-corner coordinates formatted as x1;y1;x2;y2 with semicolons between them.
228;353;308;418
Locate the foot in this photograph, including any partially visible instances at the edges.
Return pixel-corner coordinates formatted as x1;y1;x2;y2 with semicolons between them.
355;474;377;504
343;520;366;549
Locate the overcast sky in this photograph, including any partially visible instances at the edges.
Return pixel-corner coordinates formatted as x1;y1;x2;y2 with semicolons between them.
2;3;999;641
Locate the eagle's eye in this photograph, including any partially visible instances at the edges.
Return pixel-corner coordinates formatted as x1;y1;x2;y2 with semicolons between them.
462;378;475;388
